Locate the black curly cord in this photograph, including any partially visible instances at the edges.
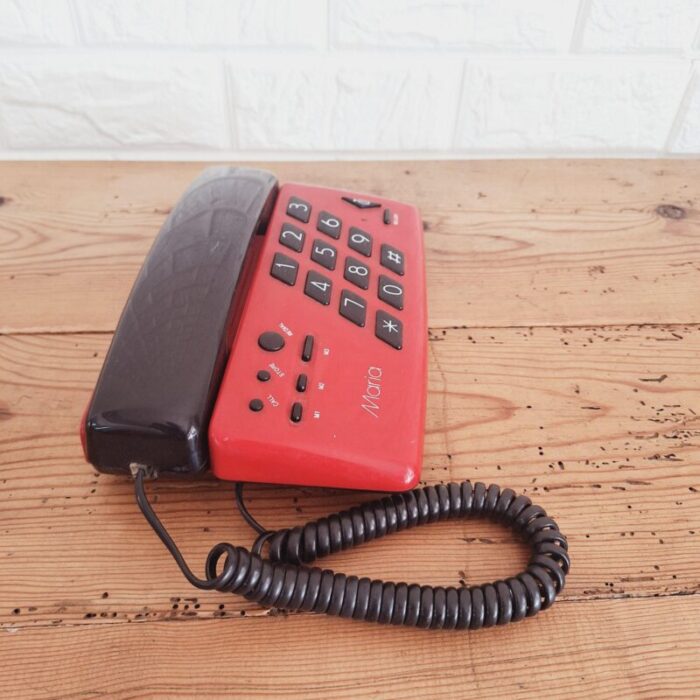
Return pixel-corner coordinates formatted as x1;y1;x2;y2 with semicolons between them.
135;471;570;630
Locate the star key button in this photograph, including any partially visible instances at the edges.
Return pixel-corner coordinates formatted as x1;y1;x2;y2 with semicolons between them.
375;310;403;350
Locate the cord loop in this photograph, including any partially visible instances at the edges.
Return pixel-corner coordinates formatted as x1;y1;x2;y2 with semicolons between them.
136;473;569;631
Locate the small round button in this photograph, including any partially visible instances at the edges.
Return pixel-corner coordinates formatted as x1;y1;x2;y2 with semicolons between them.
257;370;271;382
249;399;264;412
258;331;285;352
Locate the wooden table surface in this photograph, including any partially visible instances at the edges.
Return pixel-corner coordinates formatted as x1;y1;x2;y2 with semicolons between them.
0;161;698;699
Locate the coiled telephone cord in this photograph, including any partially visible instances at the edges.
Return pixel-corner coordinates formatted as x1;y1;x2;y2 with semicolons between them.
135;470;569;630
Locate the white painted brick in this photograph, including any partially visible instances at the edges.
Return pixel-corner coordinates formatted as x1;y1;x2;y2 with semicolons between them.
0;0;75;46
455;58;690;151
74;0;326;48
0;54;229;149
669;66;700;153
580;0;700;53
332;0;579;51
227;57;461;151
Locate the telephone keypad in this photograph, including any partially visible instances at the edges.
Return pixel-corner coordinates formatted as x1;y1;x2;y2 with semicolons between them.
304;270;333;305
317;211;342;239
375;310;403;349
339;290;367;326
279;223;305;252
311;239;337;271
378;274;404;310
344;256;370;290
348;227;373;257
287;196;311;223
271;252;299;286
380;244;405;276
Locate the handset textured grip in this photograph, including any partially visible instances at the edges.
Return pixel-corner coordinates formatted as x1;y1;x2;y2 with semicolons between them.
84;167;278;475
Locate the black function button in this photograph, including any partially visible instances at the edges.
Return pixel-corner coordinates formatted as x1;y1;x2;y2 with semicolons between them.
339;290;367;327
317;211;342;239
310;239;337;271
378;274;404;310
375;310;403;350
383;208;393;225
380;244;405;276
341;196;381;209
304;270;332;305
296;374;308;392
249;399;264;412
258;331;285;352
302;334;314;362
279;223;305;252
270;252;298;286
344;256;370;290
291;402;303;423
286;196;311;223
257;369;271;382
348;227;373;257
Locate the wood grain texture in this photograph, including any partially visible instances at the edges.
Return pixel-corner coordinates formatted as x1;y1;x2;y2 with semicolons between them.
1;597;699;700
0;161;699;699
1;160;699;333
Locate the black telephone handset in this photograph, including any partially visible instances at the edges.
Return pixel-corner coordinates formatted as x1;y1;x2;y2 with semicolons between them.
83;167;570;631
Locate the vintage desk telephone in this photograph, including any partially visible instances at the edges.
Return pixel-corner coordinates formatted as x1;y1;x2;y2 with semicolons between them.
81;167;569;630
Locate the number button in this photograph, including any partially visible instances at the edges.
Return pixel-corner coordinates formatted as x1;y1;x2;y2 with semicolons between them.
317;211;342;239
339;290;367;327
279;223;305;253
378;274;404;311
304;270;332;305
310;239;337;271
287;196;311;223
344;256;370;290
380;244;405;276
375;310;403;350
348;227;373;257
270;252;298;286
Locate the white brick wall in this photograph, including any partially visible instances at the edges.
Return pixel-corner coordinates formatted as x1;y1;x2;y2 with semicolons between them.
0;0;699;160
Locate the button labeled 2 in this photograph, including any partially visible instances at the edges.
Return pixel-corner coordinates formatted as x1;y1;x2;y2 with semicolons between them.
279;223;305;252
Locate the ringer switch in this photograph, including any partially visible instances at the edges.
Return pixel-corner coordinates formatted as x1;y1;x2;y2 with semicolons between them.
302;334;314;362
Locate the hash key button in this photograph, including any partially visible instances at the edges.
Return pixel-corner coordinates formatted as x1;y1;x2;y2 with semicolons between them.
271;252;298;286
287;196;311;223
378;275;404;310
317;211;342;239
375;310;403;350
380;244;405;276
339;290;367;327
304;270;332;305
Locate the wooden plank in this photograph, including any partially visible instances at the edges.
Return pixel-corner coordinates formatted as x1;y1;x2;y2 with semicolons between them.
1;325;697;629
1;160;699;333
1;597;698;699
